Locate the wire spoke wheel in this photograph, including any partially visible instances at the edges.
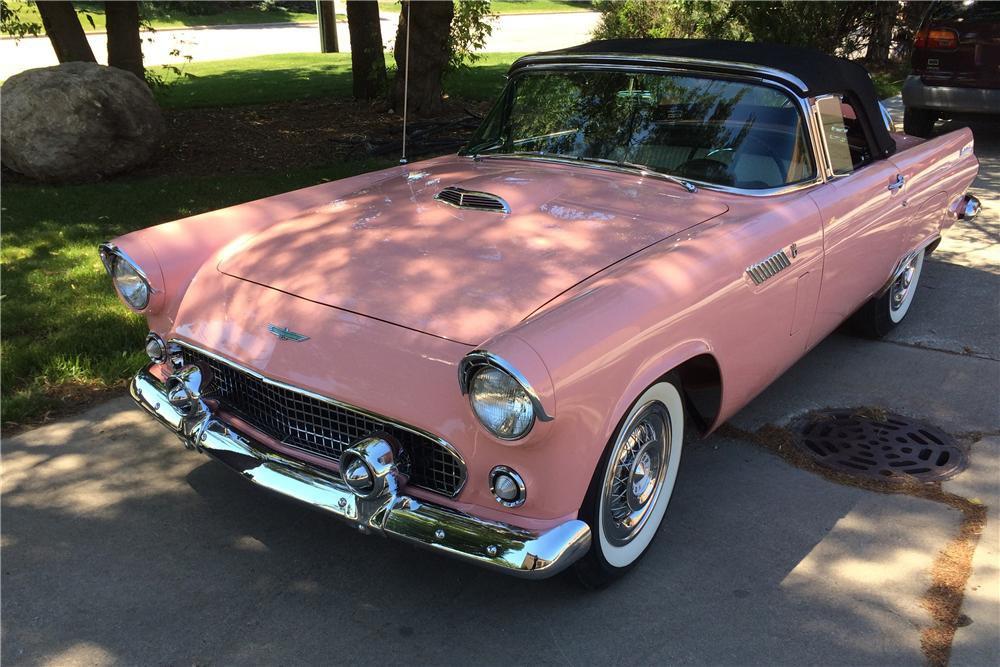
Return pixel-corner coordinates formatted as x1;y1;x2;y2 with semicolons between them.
889;250;924;324
601;403;671;547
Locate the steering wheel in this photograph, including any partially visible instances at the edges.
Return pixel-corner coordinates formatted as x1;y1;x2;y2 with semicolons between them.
707;135;786;179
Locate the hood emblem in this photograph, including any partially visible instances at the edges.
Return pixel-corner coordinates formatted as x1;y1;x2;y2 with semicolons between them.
267;324;309;342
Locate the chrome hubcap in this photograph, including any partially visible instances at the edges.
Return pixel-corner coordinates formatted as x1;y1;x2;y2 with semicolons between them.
602;403;671;546
891;257;917;311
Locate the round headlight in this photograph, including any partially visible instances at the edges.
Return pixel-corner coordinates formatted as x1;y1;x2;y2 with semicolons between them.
469;366;535;439
112;256;149;310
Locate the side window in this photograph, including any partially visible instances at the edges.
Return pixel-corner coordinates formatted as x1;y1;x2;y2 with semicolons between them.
816;94;873;175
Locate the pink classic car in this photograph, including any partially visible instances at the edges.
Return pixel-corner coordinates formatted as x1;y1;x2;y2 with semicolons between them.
101;40;981;586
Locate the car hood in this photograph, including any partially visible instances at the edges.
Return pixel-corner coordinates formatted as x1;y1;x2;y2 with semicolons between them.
218;157;727;344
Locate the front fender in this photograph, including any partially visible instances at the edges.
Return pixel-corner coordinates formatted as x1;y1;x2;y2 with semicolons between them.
603;339;716;444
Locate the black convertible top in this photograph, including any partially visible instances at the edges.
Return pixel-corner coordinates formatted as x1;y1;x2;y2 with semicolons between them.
514;39;896;158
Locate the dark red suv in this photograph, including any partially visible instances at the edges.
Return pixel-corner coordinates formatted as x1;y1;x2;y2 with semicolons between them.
902;0;1000;136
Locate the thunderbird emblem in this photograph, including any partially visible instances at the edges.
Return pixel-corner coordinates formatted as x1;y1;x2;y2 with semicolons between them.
267;324;309;342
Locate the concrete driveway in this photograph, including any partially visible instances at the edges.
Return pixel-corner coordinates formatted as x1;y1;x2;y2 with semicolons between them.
0;11;601;80
3;120;997;665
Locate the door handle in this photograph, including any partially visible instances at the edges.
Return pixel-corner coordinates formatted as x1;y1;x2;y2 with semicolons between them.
888;174;905;192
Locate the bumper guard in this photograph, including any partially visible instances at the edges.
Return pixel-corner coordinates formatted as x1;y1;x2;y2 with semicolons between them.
130;364;591;579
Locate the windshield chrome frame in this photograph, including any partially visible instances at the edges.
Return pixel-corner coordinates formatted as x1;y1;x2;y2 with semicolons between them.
464;60;830;197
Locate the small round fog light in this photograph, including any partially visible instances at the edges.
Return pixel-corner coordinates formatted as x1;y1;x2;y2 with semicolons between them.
489;466;526;507
145;332;167;363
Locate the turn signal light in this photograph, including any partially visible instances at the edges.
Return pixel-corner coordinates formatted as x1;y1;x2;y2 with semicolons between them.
914;28;959;50
489;466;526;507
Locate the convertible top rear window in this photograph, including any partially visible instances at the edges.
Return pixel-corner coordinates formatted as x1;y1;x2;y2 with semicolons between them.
463;70;817;190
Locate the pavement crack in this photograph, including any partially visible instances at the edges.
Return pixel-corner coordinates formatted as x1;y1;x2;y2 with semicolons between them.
875;337;999;362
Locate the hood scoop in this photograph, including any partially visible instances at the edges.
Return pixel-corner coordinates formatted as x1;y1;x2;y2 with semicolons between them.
434;186;510;213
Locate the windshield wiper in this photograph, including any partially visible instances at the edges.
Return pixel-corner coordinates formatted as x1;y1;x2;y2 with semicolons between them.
575;156;698;193
475;151;697;193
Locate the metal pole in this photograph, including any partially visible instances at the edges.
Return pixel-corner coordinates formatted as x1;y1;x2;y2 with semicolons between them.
400;0;411;164
316;0;339;53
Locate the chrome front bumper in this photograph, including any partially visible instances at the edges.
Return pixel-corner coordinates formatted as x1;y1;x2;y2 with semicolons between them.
130;365;591;579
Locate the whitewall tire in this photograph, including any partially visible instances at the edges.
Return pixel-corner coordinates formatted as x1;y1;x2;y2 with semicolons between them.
575;379;684;587
852;248;926;338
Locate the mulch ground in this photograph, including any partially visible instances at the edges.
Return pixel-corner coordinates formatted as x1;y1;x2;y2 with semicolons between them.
137;97;488;179
1;97;488;185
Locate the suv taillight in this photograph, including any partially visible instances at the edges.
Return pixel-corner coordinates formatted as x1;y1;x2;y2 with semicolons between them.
914;27;959;50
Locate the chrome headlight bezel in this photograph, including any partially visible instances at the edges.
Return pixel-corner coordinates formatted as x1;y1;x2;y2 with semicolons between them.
458;351;553;441
469;365;536;440
99;243;151;311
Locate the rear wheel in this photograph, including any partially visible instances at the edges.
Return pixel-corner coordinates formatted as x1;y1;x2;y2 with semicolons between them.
574;379;684;588
852;250;925;338
903;107;937;138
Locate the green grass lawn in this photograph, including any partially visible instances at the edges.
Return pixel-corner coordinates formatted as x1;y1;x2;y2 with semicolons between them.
379;0;592;13
154;51;520;109
3;0;591;36
1;51;520;429
4;1;318;33
1;161;391;428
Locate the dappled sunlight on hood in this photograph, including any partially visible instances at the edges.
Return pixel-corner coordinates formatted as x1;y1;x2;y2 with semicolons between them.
217;157;727;343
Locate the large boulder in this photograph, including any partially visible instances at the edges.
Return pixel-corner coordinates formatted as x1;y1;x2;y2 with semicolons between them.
1;62;165;182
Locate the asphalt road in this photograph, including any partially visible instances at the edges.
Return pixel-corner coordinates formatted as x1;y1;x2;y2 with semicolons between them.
2;117;998;665
0;11;601;80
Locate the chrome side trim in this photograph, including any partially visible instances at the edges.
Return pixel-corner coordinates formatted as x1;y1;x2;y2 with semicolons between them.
170;339;468;487
130;365;591;579
457;350;555;423
746;249;792;285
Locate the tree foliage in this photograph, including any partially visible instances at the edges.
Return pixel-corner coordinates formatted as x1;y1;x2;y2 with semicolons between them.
594;0;933;66
594;0;738;41
1;0;41;40
449;0;495;68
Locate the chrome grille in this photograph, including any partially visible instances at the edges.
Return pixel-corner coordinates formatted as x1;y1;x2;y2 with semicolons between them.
179;346;466;497
434;187;510;213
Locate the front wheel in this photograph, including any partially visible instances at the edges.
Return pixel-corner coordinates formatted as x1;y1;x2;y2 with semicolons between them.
574;380;685;588
852;249;925;338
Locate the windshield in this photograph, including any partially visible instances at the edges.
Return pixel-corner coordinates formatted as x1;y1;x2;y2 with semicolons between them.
462;69;817;190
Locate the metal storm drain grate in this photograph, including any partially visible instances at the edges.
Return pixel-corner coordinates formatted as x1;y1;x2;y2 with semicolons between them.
794;410;966;482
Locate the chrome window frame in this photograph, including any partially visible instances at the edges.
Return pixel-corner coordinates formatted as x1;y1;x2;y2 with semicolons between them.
468;57;833;197
810;92;878;181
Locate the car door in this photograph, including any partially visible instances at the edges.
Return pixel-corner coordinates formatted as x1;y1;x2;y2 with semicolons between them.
806;94;913;347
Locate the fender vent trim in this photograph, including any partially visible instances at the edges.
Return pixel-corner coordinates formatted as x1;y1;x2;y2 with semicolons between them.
746;250;792;285
435;187;510;213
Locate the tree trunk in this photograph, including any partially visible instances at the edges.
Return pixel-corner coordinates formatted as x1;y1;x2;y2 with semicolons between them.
347;0;386;99
896;0;934;63
865;0;896;66
391;0;454;117
317;0;339;53
106;1;144;81
37;1;96;63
